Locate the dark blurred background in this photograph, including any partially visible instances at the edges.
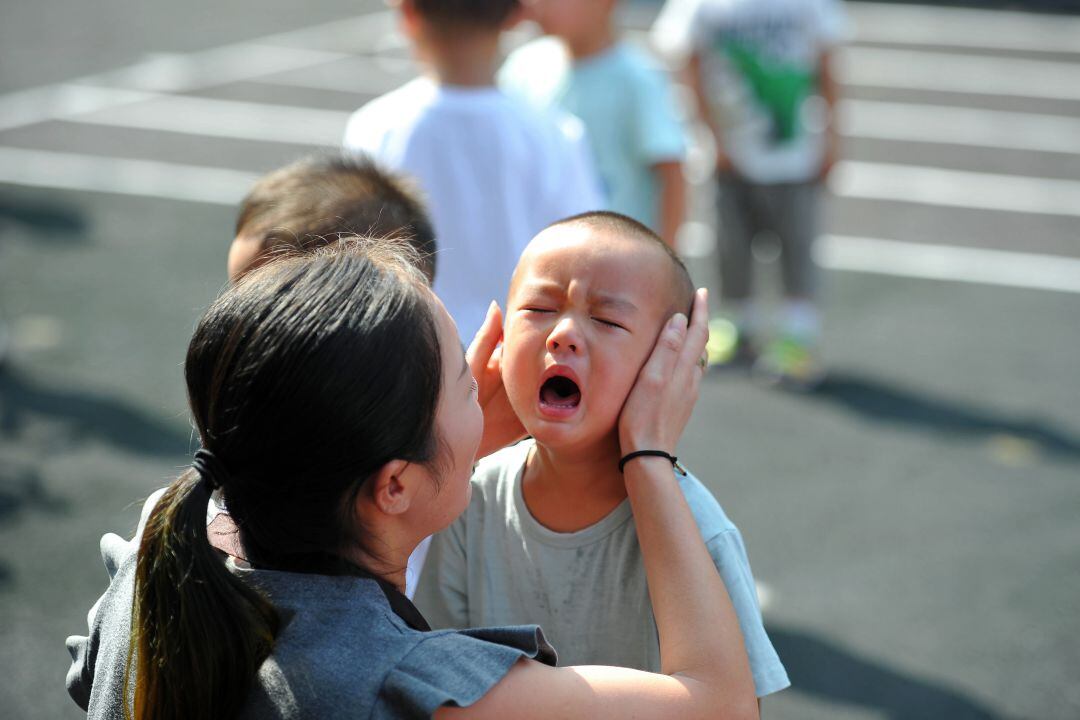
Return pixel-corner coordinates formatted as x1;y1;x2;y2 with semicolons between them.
1;1;1078;718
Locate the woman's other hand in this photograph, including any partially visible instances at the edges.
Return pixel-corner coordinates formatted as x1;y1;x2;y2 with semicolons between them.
468;301;526;459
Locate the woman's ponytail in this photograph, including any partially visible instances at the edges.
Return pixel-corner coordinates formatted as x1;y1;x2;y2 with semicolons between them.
126;468;278;720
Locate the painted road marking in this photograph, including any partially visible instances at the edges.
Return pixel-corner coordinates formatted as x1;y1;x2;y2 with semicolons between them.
850;2;1080;54
69;94;351;146
817;235;1080;295
0;10;388;133
837;46;1080;101
838;100;1080;156
831;161;1080;218
0;147;258;205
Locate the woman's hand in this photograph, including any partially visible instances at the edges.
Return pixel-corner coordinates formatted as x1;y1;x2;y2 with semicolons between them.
467;301;526;459
618;289;709;455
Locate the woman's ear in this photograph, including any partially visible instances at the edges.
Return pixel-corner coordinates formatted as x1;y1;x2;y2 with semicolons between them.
503;3;529;30
368;459;416;516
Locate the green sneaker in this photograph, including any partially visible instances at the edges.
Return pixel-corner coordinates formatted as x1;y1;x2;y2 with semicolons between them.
754;335;825;390
707;317;756;369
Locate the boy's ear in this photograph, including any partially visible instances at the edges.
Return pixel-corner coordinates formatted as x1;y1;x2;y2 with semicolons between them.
367;459;416;516
396;0;419;32
227;234;265;284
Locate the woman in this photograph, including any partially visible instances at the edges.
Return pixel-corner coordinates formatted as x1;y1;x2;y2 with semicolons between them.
67;241;757;719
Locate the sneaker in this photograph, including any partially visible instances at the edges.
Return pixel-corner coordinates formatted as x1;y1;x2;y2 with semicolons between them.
754;335;826;390
706;317;756;369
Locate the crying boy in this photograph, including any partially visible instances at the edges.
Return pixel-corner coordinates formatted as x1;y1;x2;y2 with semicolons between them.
414;211;789;700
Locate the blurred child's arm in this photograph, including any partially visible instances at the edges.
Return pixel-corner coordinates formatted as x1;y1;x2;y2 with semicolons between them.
818;49;840;181
654;160;686;249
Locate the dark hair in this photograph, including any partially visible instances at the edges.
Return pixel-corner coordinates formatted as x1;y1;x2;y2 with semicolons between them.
410;0;520;28
548;210;696;314
234;154;437;282
128;240;443;720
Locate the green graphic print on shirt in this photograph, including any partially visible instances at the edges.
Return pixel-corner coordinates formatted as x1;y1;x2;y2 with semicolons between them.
719;38;816;143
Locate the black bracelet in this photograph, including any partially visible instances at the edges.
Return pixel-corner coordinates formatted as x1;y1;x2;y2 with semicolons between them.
618;450;688;476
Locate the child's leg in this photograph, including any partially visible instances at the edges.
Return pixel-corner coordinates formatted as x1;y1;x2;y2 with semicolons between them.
773;181;822;338
716;173;762;339
755;180;825;387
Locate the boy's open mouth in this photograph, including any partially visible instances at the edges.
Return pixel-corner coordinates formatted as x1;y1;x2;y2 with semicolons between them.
539;375;581;410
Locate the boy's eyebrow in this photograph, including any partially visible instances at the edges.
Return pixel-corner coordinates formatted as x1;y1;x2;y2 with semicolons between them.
590;294;639;315
515;281;562;297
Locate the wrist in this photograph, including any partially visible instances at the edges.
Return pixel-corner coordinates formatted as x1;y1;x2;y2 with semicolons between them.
619;449;687;476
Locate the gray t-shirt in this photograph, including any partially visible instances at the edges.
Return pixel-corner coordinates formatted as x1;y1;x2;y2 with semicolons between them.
414;439;790;697
67;525;555;719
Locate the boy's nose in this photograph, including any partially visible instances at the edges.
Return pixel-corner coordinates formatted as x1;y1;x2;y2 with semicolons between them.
547;318;580;354
548;338;578;353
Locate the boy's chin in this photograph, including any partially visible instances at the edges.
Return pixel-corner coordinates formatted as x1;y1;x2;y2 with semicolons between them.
525;419;617;453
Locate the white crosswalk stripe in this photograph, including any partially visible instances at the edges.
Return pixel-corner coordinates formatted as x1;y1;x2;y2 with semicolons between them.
69;94;351;146
848;1;1080;54
837;46;1080;101
817;236;1080;295
837;100;1080;155
0;146;258;205
830;161;1080;218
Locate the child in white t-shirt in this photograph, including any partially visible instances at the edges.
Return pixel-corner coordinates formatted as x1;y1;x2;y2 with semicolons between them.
344;0;603;345
415;211;790;702
500;0;686;247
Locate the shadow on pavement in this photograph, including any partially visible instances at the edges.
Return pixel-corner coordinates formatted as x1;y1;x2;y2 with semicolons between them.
0;368;191;458
811;370;1080;460
0;464;71;590
770;624;1004;719
0;195;88;242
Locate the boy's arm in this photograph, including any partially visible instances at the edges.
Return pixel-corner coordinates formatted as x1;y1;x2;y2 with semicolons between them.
633;60;687;247
653;160;686;249
705;530;790;698
412;514;471;629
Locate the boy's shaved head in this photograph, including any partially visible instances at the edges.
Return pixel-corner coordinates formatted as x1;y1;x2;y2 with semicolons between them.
503;210;697;453
537;210;695;315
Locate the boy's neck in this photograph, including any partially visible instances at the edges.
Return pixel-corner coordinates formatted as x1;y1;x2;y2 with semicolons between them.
521;434;627;533
418;32;501;87
563;26;617;62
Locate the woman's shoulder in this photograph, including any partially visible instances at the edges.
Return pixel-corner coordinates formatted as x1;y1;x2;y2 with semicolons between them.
240;572;425;717
243;573;554;720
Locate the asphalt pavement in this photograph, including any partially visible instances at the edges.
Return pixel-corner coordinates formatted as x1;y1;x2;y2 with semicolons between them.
1;1;1078;718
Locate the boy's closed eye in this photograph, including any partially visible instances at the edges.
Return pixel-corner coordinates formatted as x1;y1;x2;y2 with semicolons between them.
592;317;627;331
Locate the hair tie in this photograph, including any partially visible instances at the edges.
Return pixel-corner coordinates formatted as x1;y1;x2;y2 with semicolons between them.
192;448;228;491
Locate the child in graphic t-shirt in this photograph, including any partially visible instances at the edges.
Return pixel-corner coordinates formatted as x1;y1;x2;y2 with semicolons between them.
653;0;849;388
415;211;790;702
